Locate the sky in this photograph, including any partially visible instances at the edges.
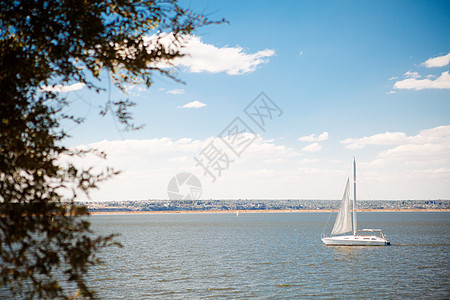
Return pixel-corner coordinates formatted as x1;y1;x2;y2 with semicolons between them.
56;0;450;201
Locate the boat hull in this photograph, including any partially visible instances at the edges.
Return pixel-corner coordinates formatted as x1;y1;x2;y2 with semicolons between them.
322;235;389;246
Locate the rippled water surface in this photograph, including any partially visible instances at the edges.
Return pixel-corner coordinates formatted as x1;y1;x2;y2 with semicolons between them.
88;212;449;299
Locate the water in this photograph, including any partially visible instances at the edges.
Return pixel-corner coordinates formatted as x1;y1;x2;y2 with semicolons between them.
88;212;449;299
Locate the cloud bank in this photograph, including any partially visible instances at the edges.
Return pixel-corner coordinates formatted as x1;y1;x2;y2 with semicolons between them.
66;125;450;201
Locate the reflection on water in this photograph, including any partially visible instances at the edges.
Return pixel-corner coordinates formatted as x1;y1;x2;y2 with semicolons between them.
330;245;362;257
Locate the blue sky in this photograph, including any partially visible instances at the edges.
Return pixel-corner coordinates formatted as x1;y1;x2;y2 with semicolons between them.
58;0;450;201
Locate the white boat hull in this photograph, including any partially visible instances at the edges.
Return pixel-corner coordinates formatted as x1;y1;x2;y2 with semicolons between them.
322;235;390;246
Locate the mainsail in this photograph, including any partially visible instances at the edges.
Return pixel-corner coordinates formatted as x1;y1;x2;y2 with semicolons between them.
331;178;352;236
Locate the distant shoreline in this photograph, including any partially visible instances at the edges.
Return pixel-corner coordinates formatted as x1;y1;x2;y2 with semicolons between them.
88;208;450;215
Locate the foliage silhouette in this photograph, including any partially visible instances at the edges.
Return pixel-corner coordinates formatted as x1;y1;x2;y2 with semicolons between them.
0;0;224;298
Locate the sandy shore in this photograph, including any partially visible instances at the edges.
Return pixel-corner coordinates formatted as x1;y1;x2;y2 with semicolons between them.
89;208;450;215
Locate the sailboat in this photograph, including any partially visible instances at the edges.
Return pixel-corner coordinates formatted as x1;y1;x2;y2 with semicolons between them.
321;158;390;246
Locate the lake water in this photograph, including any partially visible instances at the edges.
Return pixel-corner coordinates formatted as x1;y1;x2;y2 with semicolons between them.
84;212;450;299
88;212;449;299
0;212;444;300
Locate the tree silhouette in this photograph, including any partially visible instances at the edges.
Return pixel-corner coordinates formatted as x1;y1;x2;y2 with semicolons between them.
0;1;224;298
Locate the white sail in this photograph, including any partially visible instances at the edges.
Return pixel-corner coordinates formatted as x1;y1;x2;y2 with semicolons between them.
331;178;352;236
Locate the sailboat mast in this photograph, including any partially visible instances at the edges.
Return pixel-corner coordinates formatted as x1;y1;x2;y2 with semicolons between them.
352;157;357;236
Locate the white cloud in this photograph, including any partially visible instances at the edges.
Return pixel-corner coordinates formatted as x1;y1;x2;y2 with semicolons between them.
386;90;396;95
167;88;185;95
341;125;450;149
302;143;322;152
299;50;303;56
342;131;408;149
404;71;420;79
40;82;85;93
179;35;275;75
177;100;206;109
363;140;450;174
378;143;449;163
388;76;398;81
145;34;275;75
298;132;329;142
423;53;450;68
393;71;450;90
244;136;300;158
391;53;450;91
